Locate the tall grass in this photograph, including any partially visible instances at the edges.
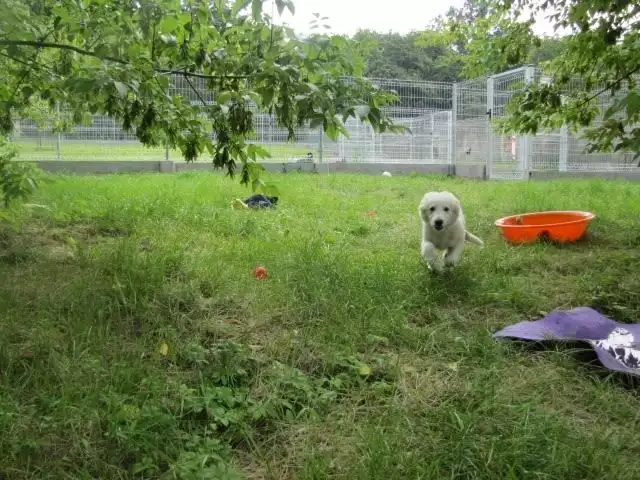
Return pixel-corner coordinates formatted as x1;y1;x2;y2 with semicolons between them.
13;140;314;163
1;172;639;479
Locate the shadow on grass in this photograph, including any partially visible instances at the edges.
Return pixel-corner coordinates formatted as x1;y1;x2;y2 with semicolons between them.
501;339;640;392
412;262;478;305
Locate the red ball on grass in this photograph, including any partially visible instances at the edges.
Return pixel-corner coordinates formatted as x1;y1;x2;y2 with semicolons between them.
254;266;268;280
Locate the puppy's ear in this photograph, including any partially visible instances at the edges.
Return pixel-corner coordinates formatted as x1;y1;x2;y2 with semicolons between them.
418;197;428;215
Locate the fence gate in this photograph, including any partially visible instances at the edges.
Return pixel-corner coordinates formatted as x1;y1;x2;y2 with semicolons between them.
454;77;489;173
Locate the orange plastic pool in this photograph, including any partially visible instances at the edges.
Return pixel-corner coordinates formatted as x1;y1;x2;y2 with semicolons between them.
495;211;596;244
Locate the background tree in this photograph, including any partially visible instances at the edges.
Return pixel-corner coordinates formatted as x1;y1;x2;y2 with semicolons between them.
413;0;565;82
352;30;461;82
349;30;460;112
417;0;541;79
527;36;567;65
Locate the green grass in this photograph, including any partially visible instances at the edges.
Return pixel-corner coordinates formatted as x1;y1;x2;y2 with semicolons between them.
2;172;640;479
14;139;316;162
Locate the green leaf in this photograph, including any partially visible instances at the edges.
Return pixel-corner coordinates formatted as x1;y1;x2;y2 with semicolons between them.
244;91;262;106
251;0;262;21
260;87;275;106
366;108;382;130
247;144;272;160
325;122;339;141
81;112;93;126
232;0;252;15
245;162;266;179
274;0;294;15
202;120;214;133
159;16;180;34
126;43;143;58
354;105;370;119
310;115;324;130
261;182;280;197
156;76;170;89
113;81;128;97
72;78;96;94
625;91;640;119
216;91;234;104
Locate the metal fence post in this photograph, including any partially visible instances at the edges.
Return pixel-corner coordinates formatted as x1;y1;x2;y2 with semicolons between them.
449;83;457;166
56;103;62;161
318;128;324;163
522;66;536;177
486;76;495;179
559;125;568;172
409;119;414;161
429;114;434;160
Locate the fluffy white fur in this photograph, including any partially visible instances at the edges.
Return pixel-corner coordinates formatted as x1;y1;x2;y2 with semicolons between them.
419;191;484;272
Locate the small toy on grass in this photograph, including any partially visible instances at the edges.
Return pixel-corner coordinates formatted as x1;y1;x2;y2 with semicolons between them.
231;194;279;210
245;194;278;209
254;266;268;280
231;198;249;210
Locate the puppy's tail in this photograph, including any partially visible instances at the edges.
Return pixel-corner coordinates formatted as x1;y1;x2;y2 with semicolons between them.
465;230;484;247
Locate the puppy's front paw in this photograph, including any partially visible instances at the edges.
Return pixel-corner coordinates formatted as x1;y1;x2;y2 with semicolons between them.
443;251;461;268
427;261;444;273
443;258;457;268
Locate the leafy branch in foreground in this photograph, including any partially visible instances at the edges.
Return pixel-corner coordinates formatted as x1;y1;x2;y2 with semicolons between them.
0;136;41;209
0;0;406;189
449;0;640;160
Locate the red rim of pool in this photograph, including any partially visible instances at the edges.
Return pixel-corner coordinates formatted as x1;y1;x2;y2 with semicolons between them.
494;211;596;228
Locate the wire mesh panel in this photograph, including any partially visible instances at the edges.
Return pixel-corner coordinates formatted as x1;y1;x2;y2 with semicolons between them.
11;117;60;162
527;68;564;172
433;110;452;163
10;67;634;175
530;133;562;171
489;67;530;179
455;77;488;168
567;136;637;171
325;79;453;163
10;75;455;166
528;67;637;173
563;77;636;172
363;110;452;164
323;117;375;163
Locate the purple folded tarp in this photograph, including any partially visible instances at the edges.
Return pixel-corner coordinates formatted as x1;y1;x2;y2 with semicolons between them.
493;307;640;375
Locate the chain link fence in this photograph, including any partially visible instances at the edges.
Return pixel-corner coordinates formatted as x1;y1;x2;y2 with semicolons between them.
10;70;638;177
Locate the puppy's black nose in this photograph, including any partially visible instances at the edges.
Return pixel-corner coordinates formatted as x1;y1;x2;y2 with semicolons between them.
434;219;443;230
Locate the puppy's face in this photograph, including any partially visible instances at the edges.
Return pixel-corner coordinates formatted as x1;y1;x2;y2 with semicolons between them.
419;191;460;231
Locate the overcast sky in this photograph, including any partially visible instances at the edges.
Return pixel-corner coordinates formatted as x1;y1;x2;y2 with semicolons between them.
279;0;561;37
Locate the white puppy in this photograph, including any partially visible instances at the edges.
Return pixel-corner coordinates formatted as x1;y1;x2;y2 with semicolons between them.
418;191;484;272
